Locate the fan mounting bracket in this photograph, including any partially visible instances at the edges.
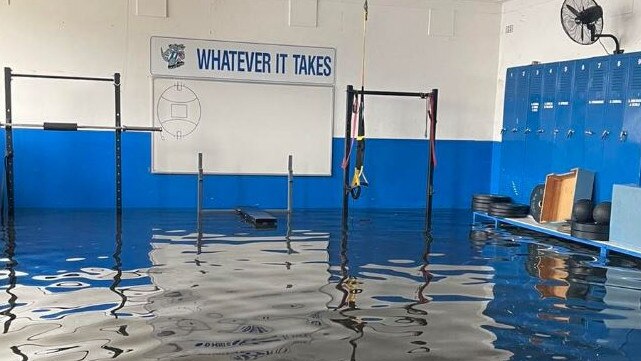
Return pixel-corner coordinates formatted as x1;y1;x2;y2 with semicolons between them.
588;24;624;54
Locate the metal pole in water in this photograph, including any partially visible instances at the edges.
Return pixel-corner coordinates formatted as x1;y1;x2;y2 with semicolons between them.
4;67;14;220
114;73;122;217
197;153;203;225
287;155;293;215
425;89;438;233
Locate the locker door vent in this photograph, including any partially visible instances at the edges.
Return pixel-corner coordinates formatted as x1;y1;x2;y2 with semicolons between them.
630;64;641;92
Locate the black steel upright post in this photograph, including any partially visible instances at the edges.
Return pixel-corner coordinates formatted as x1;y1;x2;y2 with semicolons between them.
196;153;203;253
342;85;355;230
425;89;438;233
4;68;14;220
114;73;122;217
197;153;203;224
287;155;293;214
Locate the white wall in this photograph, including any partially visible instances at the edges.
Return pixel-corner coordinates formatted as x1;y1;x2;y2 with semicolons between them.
493;0;641;139
0;0;502;142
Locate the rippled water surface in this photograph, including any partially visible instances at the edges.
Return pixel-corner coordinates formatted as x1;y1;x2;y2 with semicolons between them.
2;209;641;360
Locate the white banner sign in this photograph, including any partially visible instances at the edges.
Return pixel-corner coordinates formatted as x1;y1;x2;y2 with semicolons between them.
150;36;335;86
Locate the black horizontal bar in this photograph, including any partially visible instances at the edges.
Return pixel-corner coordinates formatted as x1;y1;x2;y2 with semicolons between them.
0;122;162;132
12;74;114;82
348;89;431;98
43;122;77;131
122;126;163;132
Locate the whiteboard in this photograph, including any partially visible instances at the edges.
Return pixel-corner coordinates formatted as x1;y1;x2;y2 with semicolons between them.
152;78;334;175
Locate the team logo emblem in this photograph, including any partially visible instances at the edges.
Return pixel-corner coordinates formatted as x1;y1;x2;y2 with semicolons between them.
161;44;186;69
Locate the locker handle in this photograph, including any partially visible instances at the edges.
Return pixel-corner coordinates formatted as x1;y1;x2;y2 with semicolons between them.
601;130;610;140
537;129;545;134
511;128;519;133
524;128;532;134
585;130;594;136
554;129;560;135
567;129;575;138
620;130;628;142
501;128;507;134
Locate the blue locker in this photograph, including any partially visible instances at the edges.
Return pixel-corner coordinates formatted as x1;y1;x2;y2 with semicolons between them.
523;65;544;198
552;61;576;172
539;63;559;177
498;52;641;205
499;68;518;197
569;59;591;171
500;67;529;201
601;55;630;200
584;57;610;199
621;54;641;187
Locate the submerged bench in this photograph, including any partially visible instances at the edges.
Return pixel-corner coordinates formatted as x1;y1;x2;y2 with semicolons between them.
237;208;277;229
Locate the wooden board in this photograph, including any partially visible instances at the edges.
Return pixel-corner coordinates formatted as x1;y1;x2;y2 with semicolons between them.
541;168;594;223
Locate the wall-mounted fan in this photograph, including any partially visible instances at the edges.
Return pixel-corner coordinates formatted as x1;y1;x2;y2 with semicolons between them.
561;0;624;54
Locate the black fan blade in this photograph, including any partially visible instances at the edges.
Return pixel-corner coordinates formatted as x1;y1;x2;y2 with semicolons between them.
580;6;603;24
581;25;584;41
566;4;581;17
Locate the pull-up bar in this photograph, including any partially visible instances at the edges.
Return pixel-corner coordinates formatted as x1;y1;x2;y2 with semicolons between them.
348;89;430;98
3;67;161;220
0;122;161;132
11;73;115;82
342;85;439;233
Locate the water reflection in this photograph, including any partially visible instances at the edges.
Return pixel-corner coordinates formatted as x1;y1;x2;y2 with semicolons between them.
110;217;127;318
4;210;641;360
475;225;641;360
0;212;160;360
332;230;364;361
2;219;17;335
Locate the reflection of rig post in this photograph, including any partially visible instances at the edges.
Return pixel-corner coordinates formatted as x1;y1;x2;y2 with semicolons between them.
345;277;361;308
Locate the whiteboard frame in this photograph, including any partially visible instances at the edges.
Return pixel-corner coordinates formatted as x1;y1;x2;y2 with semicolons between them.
149;75;335;176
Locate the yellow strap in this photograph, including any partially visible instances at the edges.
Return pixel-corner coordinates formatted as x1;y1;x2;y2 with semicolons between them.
352;167;363;187
356;135;365;141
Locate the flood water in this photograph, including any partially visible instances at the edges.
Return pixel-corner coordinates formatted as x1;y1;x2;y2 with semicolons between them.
1;209;641;360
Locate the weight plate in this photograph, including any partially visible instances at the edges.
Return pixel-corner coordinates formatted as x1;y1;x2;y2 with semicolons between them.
530;184;545;223
571;221;610;234
488;210;530;218
571;229;609;242
472;200;497;207
489;213;529;219
472;194;512;203
471;202;491;211
474;202;506;211
489;210;530;217
489;203;529;211
489;207;529;213
473;199;510;206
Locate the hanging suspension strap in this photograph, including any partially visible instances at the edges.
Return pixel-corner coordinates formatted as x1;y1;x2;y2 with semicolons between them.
341;95;360;170
427;95;438;168
350;0;369;200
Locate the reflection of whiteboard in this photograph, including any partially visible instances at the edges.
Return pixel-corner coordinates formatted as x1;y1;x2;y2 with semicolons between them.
152;78;334;175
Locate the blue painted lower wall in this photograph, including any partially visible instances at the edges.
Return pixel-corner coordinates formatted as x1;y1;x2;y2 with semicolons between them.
3;130;493;209
490;141;502;194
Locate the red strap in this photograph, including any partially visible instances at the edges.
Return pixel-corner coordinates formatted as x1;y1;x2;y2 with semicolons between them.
342;95;360;169
427;96;437;168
